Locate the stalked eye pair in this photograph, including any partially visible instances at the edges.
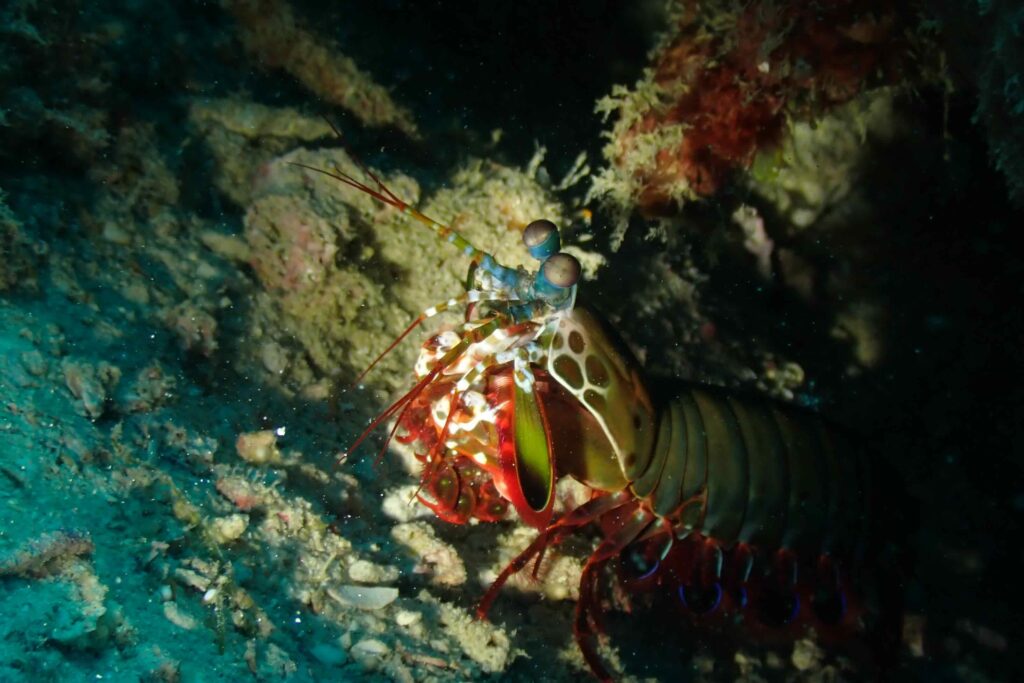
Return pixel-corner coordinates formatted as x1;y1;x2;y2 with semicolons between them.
523;219;581;290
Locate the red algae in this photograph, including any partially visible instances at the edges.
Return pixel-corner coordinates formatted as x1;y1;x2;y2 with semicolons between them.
597;0;930;216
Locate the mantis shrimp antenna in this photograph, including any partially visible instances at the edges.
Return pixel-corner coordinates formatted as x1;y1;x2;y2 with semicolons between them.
288;126;520;289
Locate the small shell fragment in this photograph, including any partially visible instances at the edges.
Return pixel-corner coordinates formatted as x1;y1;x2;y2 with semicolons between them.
327;585;399;610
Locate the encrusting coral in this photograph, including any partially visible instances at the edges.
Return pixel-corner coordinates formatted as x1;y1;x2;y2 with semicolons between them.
225;145;574;398
590;0;934;237
188;98;335;207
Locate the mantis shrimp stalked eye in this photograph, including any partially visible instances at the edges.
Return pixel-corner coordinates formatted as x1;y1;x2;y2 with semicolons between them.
522;219;560;259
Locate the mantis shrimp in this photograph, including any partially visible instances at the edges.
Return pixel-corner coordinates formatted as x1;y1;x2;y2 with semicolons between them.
294;154;908;681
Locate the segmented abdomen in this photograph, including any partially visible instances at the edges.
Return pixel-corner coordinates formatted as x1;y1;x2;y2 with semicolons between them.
632;386;869;558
